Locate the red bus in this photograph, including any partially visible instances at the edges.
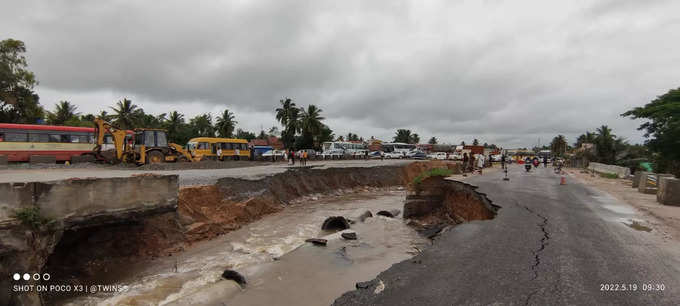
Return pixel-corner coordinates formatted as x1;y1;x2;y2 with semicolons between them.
0;123;97;162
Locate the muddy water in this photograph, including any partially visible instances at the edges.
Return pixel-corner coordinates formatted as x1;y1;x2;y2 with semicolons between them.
63;189;427;306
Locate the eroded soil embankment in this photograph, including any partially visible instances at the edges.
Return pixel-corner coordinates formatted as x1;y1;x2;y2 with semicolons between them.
404;175;500;237
43;162;460;287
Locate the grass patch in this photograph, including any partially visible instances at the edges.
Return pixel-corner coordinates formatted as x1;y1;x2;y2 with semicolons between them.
413;168;453;186
599;172;619;179
14;207;53;230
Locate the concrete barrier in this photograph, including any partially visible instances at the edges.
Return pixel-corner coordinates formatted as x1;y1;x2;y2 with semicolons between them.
29;155;56;164
632;171;642;188
588;162;631;178
658;177;680;206
0;174;179;227
0;182;34;222
71;154;95;163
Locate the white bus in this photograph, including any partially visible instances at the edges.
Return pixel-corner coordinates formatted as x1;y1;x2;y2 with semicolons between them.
322;141;367;159
382;142;416;157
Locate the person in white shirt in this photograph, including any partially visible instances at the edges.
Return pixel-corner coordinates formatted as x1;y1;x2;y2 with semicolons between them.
216;146;223;161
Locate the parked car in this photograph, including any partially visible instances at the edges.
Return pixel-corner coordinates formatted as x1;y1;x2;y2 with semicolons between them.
490;154;502;162
368;151;383;159
406;150;425;158
410;151;427;159
384;151;403;159
427;152;448;160
448;153;462;160
262;150;285;159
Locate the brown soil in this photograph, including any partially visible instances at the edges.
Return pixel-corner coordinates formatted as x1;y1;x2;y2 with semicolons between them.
41;160;467;299
403;175;499;235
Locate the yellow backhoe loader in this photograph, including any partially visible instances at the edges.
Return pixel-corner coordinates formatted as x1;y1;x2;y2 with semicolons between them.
93;118;199;164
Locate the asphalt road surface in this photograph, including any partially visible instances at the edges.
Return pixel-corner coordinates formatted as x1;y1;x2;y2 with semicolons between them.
334;164;680;305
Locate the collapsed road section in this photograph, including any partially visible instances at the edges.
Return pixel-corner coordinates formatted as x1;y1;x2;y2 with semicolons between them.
1;160;501;305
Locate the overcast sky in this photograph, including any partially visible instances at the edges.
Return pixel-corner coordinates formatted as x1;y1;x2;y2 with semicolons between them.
3;0;680;147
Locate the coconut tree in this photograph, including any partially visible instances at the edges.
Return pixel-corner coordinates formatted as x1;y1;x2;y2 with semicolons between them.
299;104;324;148
550;135;568;157
110;98;139;129
428;137;438;144
46;100;79;125
215;109;237;138
393;129;412;143
275;98;299;148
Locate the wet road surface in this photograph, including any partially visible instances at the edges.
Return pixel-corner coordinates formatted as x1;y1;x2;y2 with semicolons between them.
333;165;680;305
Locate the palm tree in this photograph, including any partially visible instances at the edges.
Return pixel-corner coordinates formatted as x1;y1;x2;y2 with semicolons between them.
550;135;568;157
189;113;214;137
110;98;139;129
409;133;420;144
393;129;412;143
275;98;299;148
165;111;185;143
595;125;616;163
299;105;324;136
472;138;479;146
215;109;237;138
428;137;438;144
299;104;324;147
47;100;79;125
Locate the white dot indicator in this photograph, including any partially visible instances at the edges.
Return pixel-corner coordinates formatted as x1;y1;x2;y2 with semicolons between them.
13;273;20;281
23;273;30;281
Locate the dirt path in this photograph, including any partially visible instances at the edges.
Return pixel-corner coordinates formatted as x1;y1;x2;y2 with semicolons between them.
567;168;680;243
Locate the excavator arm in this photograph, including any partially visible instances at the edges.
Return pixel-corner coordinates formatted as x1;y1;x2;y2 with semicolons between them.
93;118;129;162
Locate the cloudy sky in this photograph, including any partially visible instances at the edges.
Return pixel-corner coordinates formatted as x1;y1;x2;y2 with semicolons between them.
3;0;680;147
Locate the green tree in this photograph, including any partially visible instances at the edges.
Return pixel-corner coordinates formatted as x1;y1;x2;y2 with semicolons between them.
472;139;479;146
595;125;616;164
318;125;335;145
298;104;325;148
622;87;680;175
0;39;43;123
428;137;438;144
550;135;568;157
575;131;597;148
110;98;140;129
393;129;412;143
235;128;256;141
275;98;300;149
460;141;466;146
409;133;420;144
189;113;214;137
46;101;79;125
215;109;237;138
164;111;191;144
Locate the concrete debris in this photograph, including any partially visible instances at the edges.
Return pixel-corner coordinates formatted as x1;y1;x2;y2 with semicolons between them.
376;209;401;218
357;210;373;222
322;216;351;231
305;238;328;246
222;269;247;288
341;232;358;240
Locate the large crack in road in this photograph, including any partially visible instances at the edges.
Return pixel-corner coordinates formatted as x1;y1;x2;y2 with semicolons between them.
513;200;550;306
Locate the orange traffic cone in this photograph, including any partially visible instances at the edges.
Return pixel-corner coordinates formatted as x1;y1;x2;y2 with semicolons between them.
560;175;567;185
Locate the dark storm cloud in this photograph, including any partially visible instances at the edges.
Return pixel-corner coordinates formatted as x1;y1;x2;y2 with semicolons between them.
2;0;680;147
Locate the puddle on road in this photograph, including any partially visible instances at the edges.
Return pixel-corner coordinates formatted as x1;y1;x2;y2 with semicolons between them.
622;219;653;232
63;190;427;306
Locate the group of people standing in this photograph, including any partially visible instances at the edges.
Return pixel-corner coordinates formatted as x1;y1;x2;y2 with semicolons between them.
286;149;309;166
462;152;490;175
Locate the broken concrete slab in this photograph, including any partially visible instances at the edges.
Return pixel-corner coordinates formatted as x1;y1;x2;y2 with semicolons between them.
222;269;247;288
357;210;373;222
341;232;358;240
376;209;400;218
306;238;328;246
322;216;350;231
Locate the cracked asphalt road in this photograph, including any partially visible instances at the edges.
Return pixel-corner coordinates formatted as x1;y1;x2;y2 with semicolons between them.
333;165;680;305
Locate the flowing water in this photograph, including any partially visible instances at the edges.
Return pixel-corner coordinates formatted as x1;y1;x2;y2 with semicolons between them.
62;189;427;306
